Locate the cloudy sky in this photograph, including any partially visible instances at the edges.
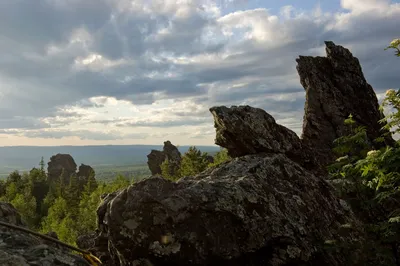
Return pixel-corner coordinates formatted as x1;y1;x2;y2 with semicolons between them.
0;0;399;146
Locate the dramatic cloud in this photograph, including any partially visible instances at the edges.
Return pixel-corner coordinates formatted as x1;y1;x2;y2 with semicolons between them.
0;0;399;145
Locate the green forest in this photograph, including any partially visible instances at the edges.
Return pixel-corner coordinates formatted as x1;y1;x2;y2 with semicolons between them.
0;147;230;246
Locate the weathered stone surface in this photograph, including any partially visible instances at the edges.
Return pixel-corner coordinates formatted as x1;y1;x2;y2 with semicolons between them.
0;202;89;266
96;154;364;266
296;41;395;167
47;154;77;184
147;141;182;176
210;105;310;163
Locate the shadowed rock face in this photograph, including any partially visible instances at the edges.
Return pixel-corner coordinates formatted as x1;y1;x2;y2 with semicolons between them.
47;154;77;184
77;164;95;180
147;141;181;176
0;202;89;266
96;155;364;266
147;150;165;175
297;41;394;167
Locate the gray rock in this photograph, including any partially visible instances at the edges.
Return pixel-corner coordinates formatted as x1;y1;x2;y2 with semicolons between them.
209;105;313;170
96;154;364;265
0;202;90;266
297;41;395;169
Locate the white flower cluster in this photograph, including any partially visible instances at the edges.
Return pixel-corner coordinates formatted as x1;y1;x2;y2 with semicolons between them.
386;89;396;97
390;38;400;48
367;150;379;157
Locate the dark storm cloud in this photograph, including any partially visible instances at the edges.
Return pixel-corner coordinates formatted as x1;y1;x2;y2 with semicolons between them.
0;0;398;136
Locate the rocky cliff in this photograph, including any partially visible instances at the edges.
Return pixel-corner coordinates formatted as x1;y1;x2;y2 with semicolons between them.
80;41;390;265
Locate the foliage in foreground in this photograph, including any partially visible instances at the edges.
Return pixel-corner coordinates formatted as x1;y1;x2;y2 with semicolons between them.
161;147;231;181
0;167;132;246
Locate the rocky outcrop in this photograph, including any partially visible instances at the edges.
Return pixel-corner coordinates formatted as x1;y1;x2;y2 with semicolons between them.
95;155;364;265
0;202;89;265
210;106;314;168
47;154;77;184
47;154;95;185
147;141;181;176
77;163;95;188
77;164;95;179
147;150;165;175
85;41;393;265
297;41;395;167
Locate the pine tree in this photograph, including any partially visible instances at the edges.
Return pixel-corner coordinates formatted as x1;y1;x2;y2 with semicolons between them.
39;156;45;173
179;146;209;177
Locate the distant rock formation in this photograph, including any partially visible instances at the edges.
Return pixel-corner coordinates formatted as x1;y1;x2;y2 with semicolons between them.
47;154;95;185
0;202;88;265
297;41;395;169
83;41;395;265
147;150;165;175
205;155;214;163
77;164;95;180
147;141;181;176
47;154;77;184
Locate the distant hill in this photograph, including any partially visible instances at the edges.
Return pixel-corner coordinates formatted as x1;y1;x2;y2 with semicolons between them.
0;145;221;178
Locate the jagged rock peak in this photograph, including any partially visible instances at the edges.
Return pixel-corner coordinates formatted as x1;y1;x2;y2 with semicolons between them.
296;41;394;168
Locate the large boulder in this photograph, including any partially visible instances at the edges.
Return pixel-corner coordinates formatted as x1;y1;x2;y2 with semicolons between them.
209;105;314;170
297;41;395;168
0;202;89;265
47;154;77;184
96;154;364;265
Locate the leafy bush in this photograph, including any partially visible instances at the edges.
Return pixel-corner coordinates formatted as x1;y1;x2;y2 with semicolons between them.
327;38;400;265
